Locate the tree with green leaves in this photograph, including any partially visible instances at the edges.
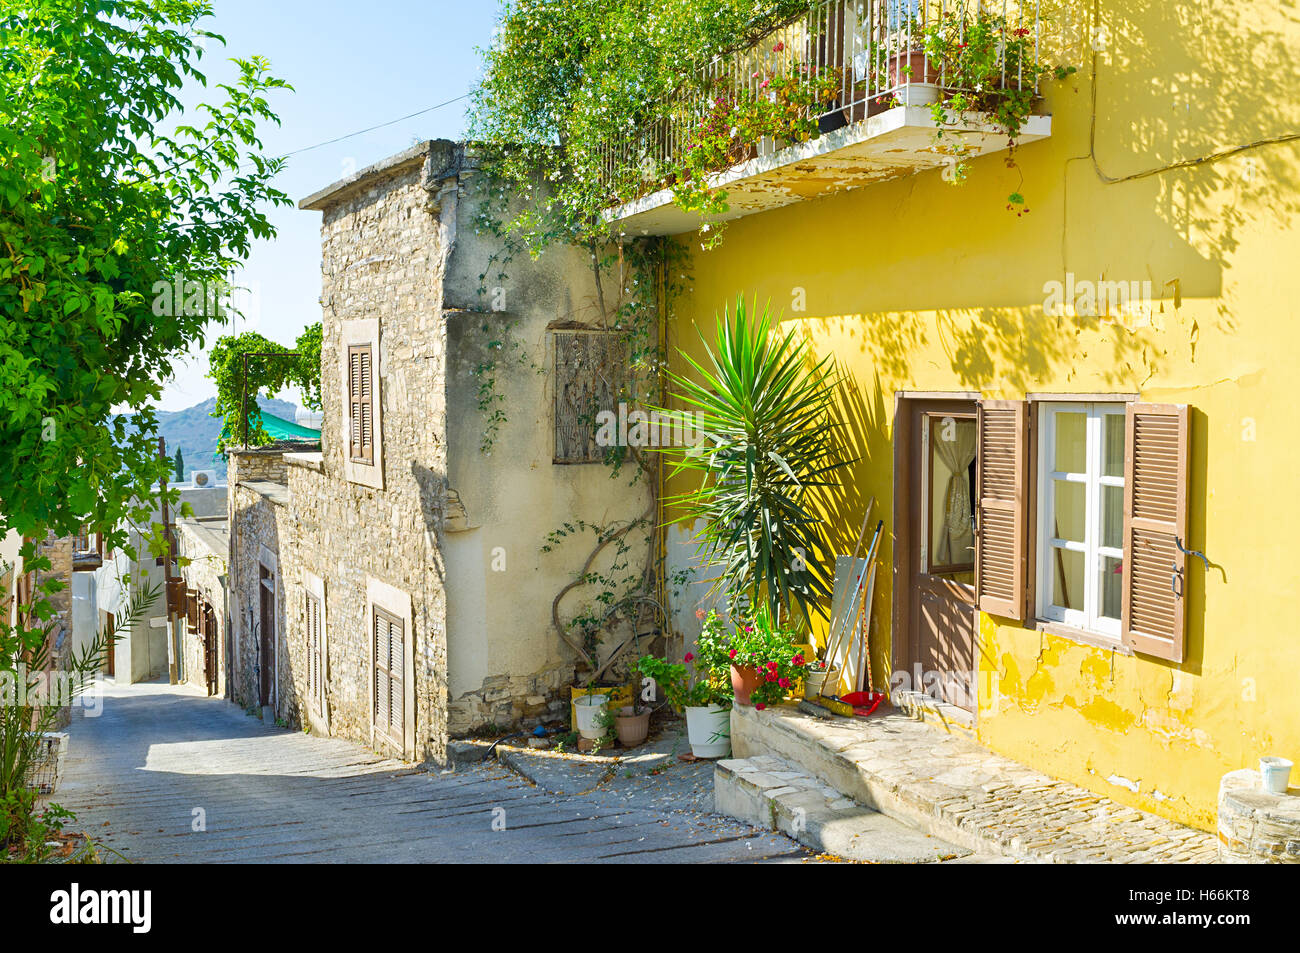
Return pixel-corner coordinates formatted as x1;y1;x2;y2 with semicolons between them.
208;322;321;449
468;0;813;251
172;448;184;483
0;0;291;568
0;0;289;850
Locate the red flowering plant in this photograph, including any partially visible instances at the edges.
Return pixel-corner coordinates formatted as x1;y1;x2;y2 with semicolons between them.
695;606;806;709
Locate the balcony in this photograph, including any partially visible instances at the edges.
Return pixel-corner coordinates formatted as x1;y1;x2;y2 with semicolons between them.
599;0;1061;236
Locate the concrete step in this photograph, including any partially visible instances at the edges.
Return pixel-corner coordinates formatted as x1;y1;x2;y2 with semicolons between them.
714;754;974;863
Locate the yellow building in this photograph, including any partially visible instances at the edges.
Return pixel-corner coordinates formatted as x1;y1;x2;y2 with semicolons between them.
615;0;1300;831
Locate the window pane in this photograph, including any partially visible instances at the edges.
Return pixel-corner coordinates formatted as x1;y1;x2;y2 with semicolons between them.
1052;479;1086;543
1099;554;1123;620
1051;546;1084;610
1102;412;1125;478
1053;411;1087;473
1101;484;1123;550
928;417;976;572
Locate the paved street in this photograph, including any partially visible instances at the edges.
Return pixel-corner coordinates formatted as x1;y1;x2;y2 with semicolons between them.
57;679;809;863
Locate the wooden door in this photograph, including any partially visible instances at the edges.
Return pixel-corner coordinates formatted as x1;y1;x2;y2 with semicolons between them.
104;612;116;677
906;402;978;711
259;566;274;708
203;605;218;696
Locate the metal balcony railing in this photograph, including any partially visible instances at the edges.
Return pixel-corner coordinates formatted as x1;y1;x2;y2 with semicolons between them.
598;0;1056;207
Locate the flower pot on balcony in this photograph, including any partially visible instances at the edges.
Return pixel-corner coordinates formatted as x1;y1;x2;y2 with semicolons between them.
730;664;763;707
845;50;941;121
684;704;731;758
573;694;608;741
614;706;650;748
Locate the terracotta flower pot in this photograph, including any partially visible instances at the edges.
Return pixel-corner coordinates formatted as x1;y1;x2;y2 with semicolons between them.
614;707;650;748
730;664;763;707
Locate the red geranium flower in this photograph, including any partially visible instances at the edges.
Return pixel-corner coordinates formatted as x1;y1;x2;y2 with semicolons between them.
756;703;766;710
778;677;791;688
792;653;805;666
728;649;737;659
684;652;694;662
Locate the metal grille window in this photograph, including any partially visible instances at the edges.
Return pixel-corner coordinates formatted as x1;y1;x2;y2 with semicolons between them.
553;330;625;464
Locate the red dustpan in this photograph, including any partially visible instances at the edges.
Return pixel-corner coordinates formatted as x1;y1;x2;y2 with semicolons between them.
840;691;886;716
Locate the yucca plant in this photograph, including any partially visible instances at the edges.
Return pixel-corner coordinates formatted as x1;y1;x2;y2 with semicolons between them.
656;297;849;626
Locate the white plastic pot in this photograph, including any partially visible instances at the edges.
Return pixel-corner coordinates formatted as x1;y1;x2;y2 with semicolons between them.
684;704;731;759
573;694;608;740
1260;756;1293;795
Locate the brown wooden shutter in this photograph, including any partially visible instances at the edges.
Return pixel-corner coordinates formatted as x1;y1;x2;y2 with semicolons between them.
373;607;403;744
975;400;1029;619
348;344;374;464
1121;403;1189;662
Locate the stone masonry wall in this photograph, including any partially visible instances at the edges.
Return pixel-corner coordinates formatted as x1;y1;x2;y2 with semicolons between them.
289;148;451;763
176;521;227;695
227;449;292;721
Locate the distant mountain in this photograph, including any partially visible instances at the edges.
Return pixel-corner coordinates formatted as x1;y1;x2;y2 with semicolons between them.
154;396;302;481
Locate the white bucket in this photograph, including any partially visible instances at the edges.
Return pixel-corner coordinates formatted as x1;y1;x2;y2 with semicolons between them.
1260;756;1293;795
574;694;608;740
684;704;731;759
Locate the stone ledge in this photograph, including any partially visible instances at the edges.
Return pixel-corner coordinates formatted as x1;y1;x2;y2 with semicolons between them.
732;703;1219;864
1217;769;1300;863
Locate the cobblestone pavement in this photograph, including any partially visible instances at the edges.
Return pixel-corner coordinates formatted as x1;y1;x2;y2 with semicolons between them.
57;679;811;863
735;704;1220;863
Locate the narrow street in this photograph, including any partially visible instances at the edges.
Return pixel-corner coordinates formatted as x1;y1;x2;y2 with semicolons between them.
56;680;810;864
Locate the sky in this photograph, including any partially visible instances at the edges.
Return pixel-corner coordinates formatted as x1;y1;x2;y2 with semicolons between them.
155;0;503;412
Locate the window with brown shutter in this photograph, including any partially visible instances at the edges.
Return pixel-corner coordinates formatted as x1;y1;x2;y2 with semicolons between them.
1121;403;1190;662
306;592;325;717
974;400;1029;619
373;606;404;746
348;343;374;464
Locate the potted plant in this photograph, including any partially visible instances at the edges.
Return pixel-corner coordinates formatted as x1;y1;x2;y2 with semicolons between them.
636;654;732;758
915;7;1077;211
802;657;841;699
700;606;807;708
614;703;651;748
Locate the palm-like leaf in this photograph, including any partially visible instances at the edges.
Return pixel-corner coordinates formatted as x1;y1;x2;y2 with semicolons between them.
654;297;849;625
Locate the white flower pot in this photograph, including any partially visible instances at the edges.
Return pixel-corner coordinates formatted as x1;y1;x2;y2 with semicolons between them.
684;704;731;758
1260;756;1293;794
574;694;608;740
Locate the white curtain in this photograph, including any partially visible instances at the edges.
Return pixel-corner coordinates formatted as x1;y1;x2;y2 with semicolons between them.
934;422;977;566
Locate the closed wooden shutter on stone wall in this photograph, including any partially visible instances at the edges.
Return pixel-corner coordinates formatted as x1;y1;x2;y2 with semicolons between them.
974;400;1029;620
348;343;374;464
373;607;404;746
1121;403;1189;662
553;330;624;464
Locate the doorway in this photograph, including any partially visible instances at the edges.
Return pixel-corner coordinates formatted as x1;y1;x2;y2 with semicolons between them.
259;565;275;709
893;398;979;713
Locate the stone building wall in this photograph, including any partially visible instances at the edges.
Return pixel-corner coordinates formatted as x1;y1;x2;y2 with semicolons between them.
227;448;293;720
291;146;452;763
176;518;227;696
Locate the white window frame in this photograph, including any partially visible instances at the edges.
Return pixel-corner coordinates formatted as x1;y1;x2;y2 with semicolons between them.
1035;402;1127;639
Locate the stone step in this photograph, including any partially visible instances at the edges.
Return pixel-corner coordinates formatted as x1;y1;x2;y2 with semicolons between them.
714;755;976;863
732;703;1220;864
